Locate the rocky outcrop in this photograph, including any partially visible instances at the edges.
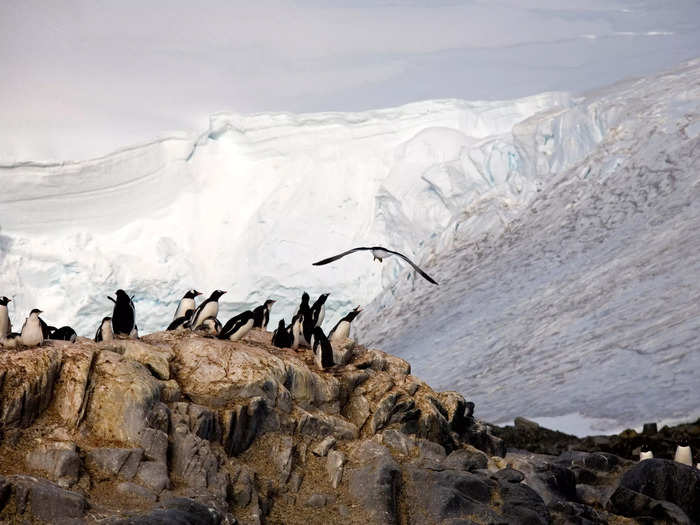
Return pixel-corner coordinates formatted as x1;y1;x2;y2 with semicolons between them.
1;328;698;524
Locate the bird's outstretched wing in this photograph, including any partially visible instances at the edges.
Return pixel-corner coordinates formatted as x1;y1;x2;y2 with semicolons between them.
312;247;372;266
384;248;439;285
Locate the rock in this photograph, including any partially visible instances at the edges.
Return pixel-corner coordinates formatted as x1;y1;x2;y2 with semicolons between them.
273;435;295;483
443;446;488;472
343;393;371;429
139;428;168;464
173;337;287;407
82;350;162;444
506;451;577;505
642;422;658;435
296;408;358;440
613;458;700;519
135;461;170;493
349;454;401;525
380;429;416;456
402;466;493;523
438;391;469;433
306;493;328;507
221;397;267;455
0;347;62;429
514;417;541;432
159;379;182;402
25;441;80;487
312;435;336;457
111;339;173;380
115;481;157;502
327;450;346;488
414;439;446;470
6;474;87;522
492;467;525;483
497;479;551;525
231;465;255;507
52;346;95;428
109;497;223;525
85;447;143;481
332;338;355;365
548;500;607;525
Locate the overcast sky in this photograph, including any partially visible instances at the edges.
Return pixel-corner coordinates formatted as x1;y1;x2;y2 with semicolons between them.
1;0;699;160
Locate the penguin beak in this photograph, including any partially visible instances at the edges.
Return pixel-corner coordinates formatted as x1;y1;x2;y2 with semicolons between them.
195;291;202;297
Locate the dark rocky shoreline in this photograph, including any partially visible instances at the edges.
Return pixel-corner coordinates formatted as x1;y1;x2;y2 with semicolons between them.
1;330;698;524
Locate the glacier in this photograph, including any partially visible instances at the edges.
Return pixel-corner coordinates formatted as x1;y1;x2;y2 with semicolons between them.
1;59;699;433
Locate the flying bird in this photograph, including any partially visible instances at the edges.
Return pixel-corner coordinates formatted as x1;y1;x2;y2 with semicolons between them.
312;246;438;285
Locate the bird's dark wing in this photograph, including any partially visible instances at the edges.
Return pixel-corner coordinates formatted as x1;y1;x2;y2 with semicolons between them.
312;247;372;266
107;296;117;304
384;249;439;285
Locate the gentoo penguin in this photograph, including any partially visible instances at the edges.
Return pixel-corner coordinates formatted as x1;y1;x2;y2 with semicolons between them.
294;292;310;319
313;246;438;285
20;309;44;346
329;306;361;345
310;293;330;328
48;326;77;342
639;444;653;461
190;290;226;330
311;326;334;369
167;309;194;331
199;316;222;335
271;319;292;348
110;290;135;336
0;296;11;339
291;313;306;349
252;299;276;329
95;316;113;342
674;439;693;466
174;289;201;320
130;324;139;339
218;310;255;341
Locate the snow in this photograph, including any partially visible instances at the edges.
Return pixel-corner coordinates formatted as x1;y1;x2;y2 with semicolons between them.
355;59;700;433
2;59;699;434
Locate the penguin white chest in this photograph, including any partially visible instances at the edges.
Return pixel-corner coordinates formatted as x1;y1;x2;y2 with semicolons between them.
101;320;114;341
330;321;350;343
21;316;43;346
230;319;254;341
674;445;693;466
639;451;653;461
194;302;219;328
0;305;10;338
316;304;325;327
175;298;195;320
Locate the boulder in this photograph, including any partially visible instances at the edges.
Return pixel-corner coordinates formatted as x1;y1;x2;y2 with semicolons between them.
327;450;346;488
25;441;80;487
349;454;401;525
135;461;170;493
0;347;62;429
4;475;87;522
443;446;489;472
108;339;173;380
85;447;143;481
82;350;162;444
312;436;336;457
52;346;95;428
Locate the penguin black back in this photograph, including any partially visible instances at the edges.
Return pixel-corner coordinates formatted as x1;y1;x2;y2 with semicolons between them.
272;318;291;348
112;289;135;336
167;309;194;331
218;310;255;340
48;326;77;342
312;326;334;369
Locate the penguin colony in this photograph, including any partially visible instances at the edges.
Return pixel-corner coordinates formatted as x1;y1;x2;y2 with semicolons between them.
0;288;361;372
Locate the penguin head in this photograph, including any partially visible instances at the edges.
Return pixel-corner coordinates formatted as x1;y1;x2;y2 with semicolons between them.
277;319;286;330
345;306;362;322
679;438;689;447
101;316;112;324
211;290;227;300
373;255;383;262
0;296;10;306
640;444;650;453
115;289;130;301
185;289;202;299
317;293;330;304
264;299;276;308
183;309;194;319
29;308;43;316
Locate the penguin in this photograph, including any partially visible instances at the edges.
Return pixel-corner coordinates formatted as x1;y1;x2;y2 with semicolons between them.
199;316;222;335
0;296;12;339
674;438;692;466
174;289;201;320
639;444;653;461
39;317;51;339
291;313;306;349
2;332;21;348
20;308;44;346
47;326;77;342
218;310;255;341
311;326;334;369
328;306;362;345
252;299;276;329
310;293;330;328
190;290;226;330
294;292;310;319
130;324;139;339
167;309;194;331
271;319;292;348
110;290;135;336
95;316;113;342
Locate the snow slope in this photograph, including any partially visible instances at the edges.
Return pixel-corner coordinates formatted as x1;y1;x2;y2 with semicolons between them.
355;59;700;432
0;91;569;336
